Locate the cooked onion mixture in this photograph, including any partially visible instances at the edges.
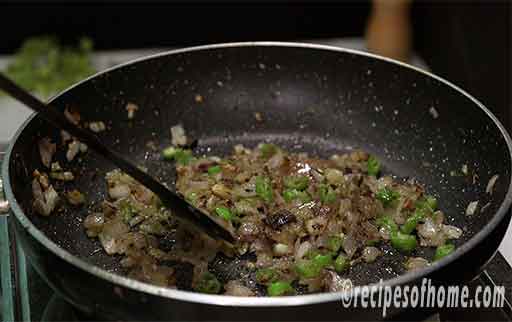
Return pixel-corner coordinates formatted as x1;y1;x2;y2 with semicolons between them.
34;142;463;296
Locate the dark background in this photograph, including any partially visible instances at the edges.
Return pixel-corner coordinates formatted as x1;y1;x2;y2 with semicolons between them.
2;2;510;129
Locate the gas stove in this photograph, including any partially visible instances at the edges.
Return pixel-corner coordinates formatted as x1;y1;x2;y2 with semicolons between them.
1;39;511;321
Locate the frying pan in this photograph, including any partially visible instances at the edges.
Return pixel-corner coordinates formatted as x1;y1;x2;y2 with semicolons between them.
2;42;512;321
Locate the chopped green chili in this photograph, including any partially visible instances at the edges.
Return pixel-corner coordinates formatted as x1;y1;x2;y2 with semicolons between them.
283;175;310;190
214;206;234;221
255;176;273;202
267;281;294;296
195;272;222;294
367;155;381;176
376;187;400;207
434;244;455;261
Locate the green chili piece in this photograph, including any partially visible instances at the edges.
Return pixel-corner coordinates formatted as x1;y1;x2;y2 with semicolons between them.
162;146;179;160
416;195;438;211
267;281;294;296
207;165;222;175
434;244;455;261
319;184;337;204
334;254;350;273
327;235;344;253
195;272;222;294
283;175;310;190
390;231;417;252
255;176;273;202
162;147;193;165
367;155;381;176
375;187;400;207
214;206;234;221
282;189;311;203
174;149;193;165
312;253;333;268
295;259;323;278
185;192;199;205
376;215;398;233
260;143;278;158
401;209;425;234
119;200;137;223
256;268;279;284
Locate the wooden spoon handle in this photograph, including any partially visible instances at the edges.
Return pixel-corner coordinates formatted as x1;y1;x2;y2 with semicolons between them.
365;0;413;62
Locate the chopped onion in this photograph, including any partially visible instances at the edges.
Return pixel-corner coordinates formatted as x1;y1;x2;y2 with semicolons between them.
79;143;88;153
132;185;154;205
429;106;439;119
50;171;75;181
38;137;56;168
171;124;187;147
311;168;325;183
432;210;445;225
98;219;130;255
362;246;381;263
89;121;106;133
379;226;391;240
466;201;479;216
109;184;131;200
211;183;232;199
51;162;62;172
325;168;344;185
233;181;257;198
66;140;81;161
342;233;359;258
443;225;462;239
324;271;352;293
233;144;250;155
273;243;289;256
187;180;210;191
234;200;259;217
67;190;85;205
486;175;499;194
238;221;260;241
417;217;438;239
295;241;313;260
266;152;284;169
305;215;328;235
405;257;430;271
84;213;105;237
224;280;255;296
418;217;446;247
32;173;60;216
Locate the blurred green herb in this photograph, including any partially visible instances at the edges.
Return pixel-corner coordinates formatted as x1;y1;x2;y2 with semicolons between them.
2;36;95;98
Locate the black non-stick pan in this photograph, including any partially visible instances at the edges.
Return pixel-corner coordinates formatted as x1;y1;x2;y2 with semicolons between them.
2;43;512;321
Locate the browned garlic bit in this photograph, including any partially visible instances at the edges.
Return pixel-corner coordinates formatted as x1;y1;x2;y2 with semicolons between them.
126;102;139;120
66;190;86;205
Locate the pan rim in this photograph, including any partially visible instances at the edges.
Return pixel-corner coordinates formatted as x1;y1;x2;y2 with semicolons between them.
3;41;512;307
